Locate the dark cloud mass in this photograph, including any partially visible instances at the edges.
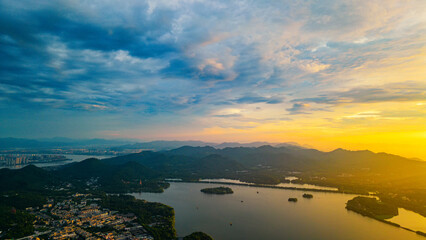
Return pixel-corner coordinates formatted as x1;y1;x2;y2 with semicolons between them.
293;84;426;105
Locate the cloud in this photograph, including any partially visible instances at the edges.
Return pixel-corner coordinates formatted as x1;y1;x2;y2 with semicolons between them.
213;113;243;118
293;83;426;106
0;0;425;138
298;61;330;73
231;94;284;105
286;103;312;115
344;111;382;119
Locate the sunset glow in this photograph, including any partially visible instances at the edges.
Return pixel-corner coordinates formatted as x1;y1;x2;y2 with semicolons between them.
0;0;425;159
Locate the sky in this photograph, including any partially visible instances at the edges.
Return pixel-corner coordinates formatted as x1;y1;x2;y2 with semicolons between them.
0;0;425;159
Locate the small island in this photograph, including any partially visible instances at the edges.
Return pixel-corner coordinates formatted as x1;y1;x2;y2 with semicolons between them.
184;231;214;240
303;193;313;199
201;186;234;194
346;196;398;221
288;198;298;202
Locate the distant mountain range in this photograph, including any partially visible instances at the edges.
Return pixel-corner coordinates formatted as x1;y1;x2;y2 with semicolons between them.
0;137;304;151
104;145;426;185
110;140;305;151
0;137;133;149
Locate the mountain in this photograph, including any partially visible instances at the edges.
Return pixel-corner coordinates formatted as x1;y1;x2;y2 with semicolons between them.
163;145;426;176
0;138;46;149
57;158;164;192
104;145;426;191
103;150;244;178
165;146;218;158
214;141;304;149
0;137;303;152
110;141;304;151
214;142;273;148
58;158;114;179
0;165;59;191
0;137;133;149
195;154;245;174
58;158;159;181
109;140;216;151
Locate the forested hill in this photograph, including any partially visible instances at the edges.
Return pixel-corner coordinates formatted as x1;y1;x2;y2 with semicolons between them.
104;145;426;187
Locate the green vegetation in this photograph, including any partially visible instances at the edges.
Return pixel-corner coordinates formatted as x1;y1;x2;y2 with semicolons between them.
288;198;298;202
303;193;313;199
0;165;59;192
0;191;48;239
183;231;214;240
0;206;35;239
0;192;47;209
100;194;176;240
58;159;167;193
0;164;176;239
346;196;398;220
201;187;233;194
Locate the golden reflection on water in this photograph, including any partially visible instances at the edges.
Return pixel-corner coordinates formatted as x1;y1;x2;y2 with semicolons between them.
389;208;426;232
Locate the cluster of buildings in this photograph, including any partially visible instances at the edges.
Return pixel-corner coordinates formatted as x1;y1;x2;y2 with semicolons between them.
25;194;154;240
0;154;67;167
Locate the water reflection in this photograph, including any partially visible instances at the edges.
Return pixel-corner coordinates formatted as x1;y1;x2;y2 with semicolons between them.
389;208;426;232
133;182;424;240
199;178;338;191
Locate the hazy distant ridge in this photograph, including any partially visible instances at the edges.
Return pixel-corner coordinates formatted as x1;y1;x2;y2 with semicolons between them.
0;138;304;151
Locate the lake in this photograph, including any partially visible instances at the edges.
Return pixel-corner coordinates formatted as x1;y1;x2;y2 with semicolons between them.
132;182;425;240
200;178;339;191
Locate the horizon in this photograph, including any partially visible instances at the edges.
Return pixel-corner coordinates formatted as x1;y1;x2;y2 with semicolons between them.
1;0;425;160
1;136;425;161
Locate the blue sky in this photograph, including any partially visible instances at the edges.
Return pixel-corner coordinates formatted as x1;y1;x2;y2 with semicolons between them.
0;0;425;158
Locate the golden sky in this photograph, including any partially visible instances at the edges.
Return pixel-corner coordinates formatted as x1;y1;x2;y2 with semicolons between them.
1;0;425;160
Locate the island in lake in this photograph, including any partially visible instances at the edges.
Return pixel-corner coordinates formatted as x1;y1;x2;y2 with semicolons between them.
288;198;298;202
346;196;398;220
201;187;234;194
345;196;410;231
303;193;313;199
344;196;426;236
183;231;214;240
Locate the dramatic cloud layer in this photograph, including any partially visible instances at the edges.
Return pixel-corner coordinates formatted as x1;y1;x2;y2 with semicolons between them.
1;0;425;158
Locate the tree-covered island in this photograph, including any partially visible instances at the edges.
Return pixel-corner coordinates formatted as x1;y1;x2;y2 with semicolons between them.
200;187;233;194
344;196;426;235
183;231;214;240
346;196;399;225
303;193;313;199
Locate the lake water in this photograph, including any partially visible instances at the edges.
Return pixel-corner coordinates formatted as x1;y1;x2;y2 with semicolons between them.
200;178;338;191
132;182;425;240
389;208;426;233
